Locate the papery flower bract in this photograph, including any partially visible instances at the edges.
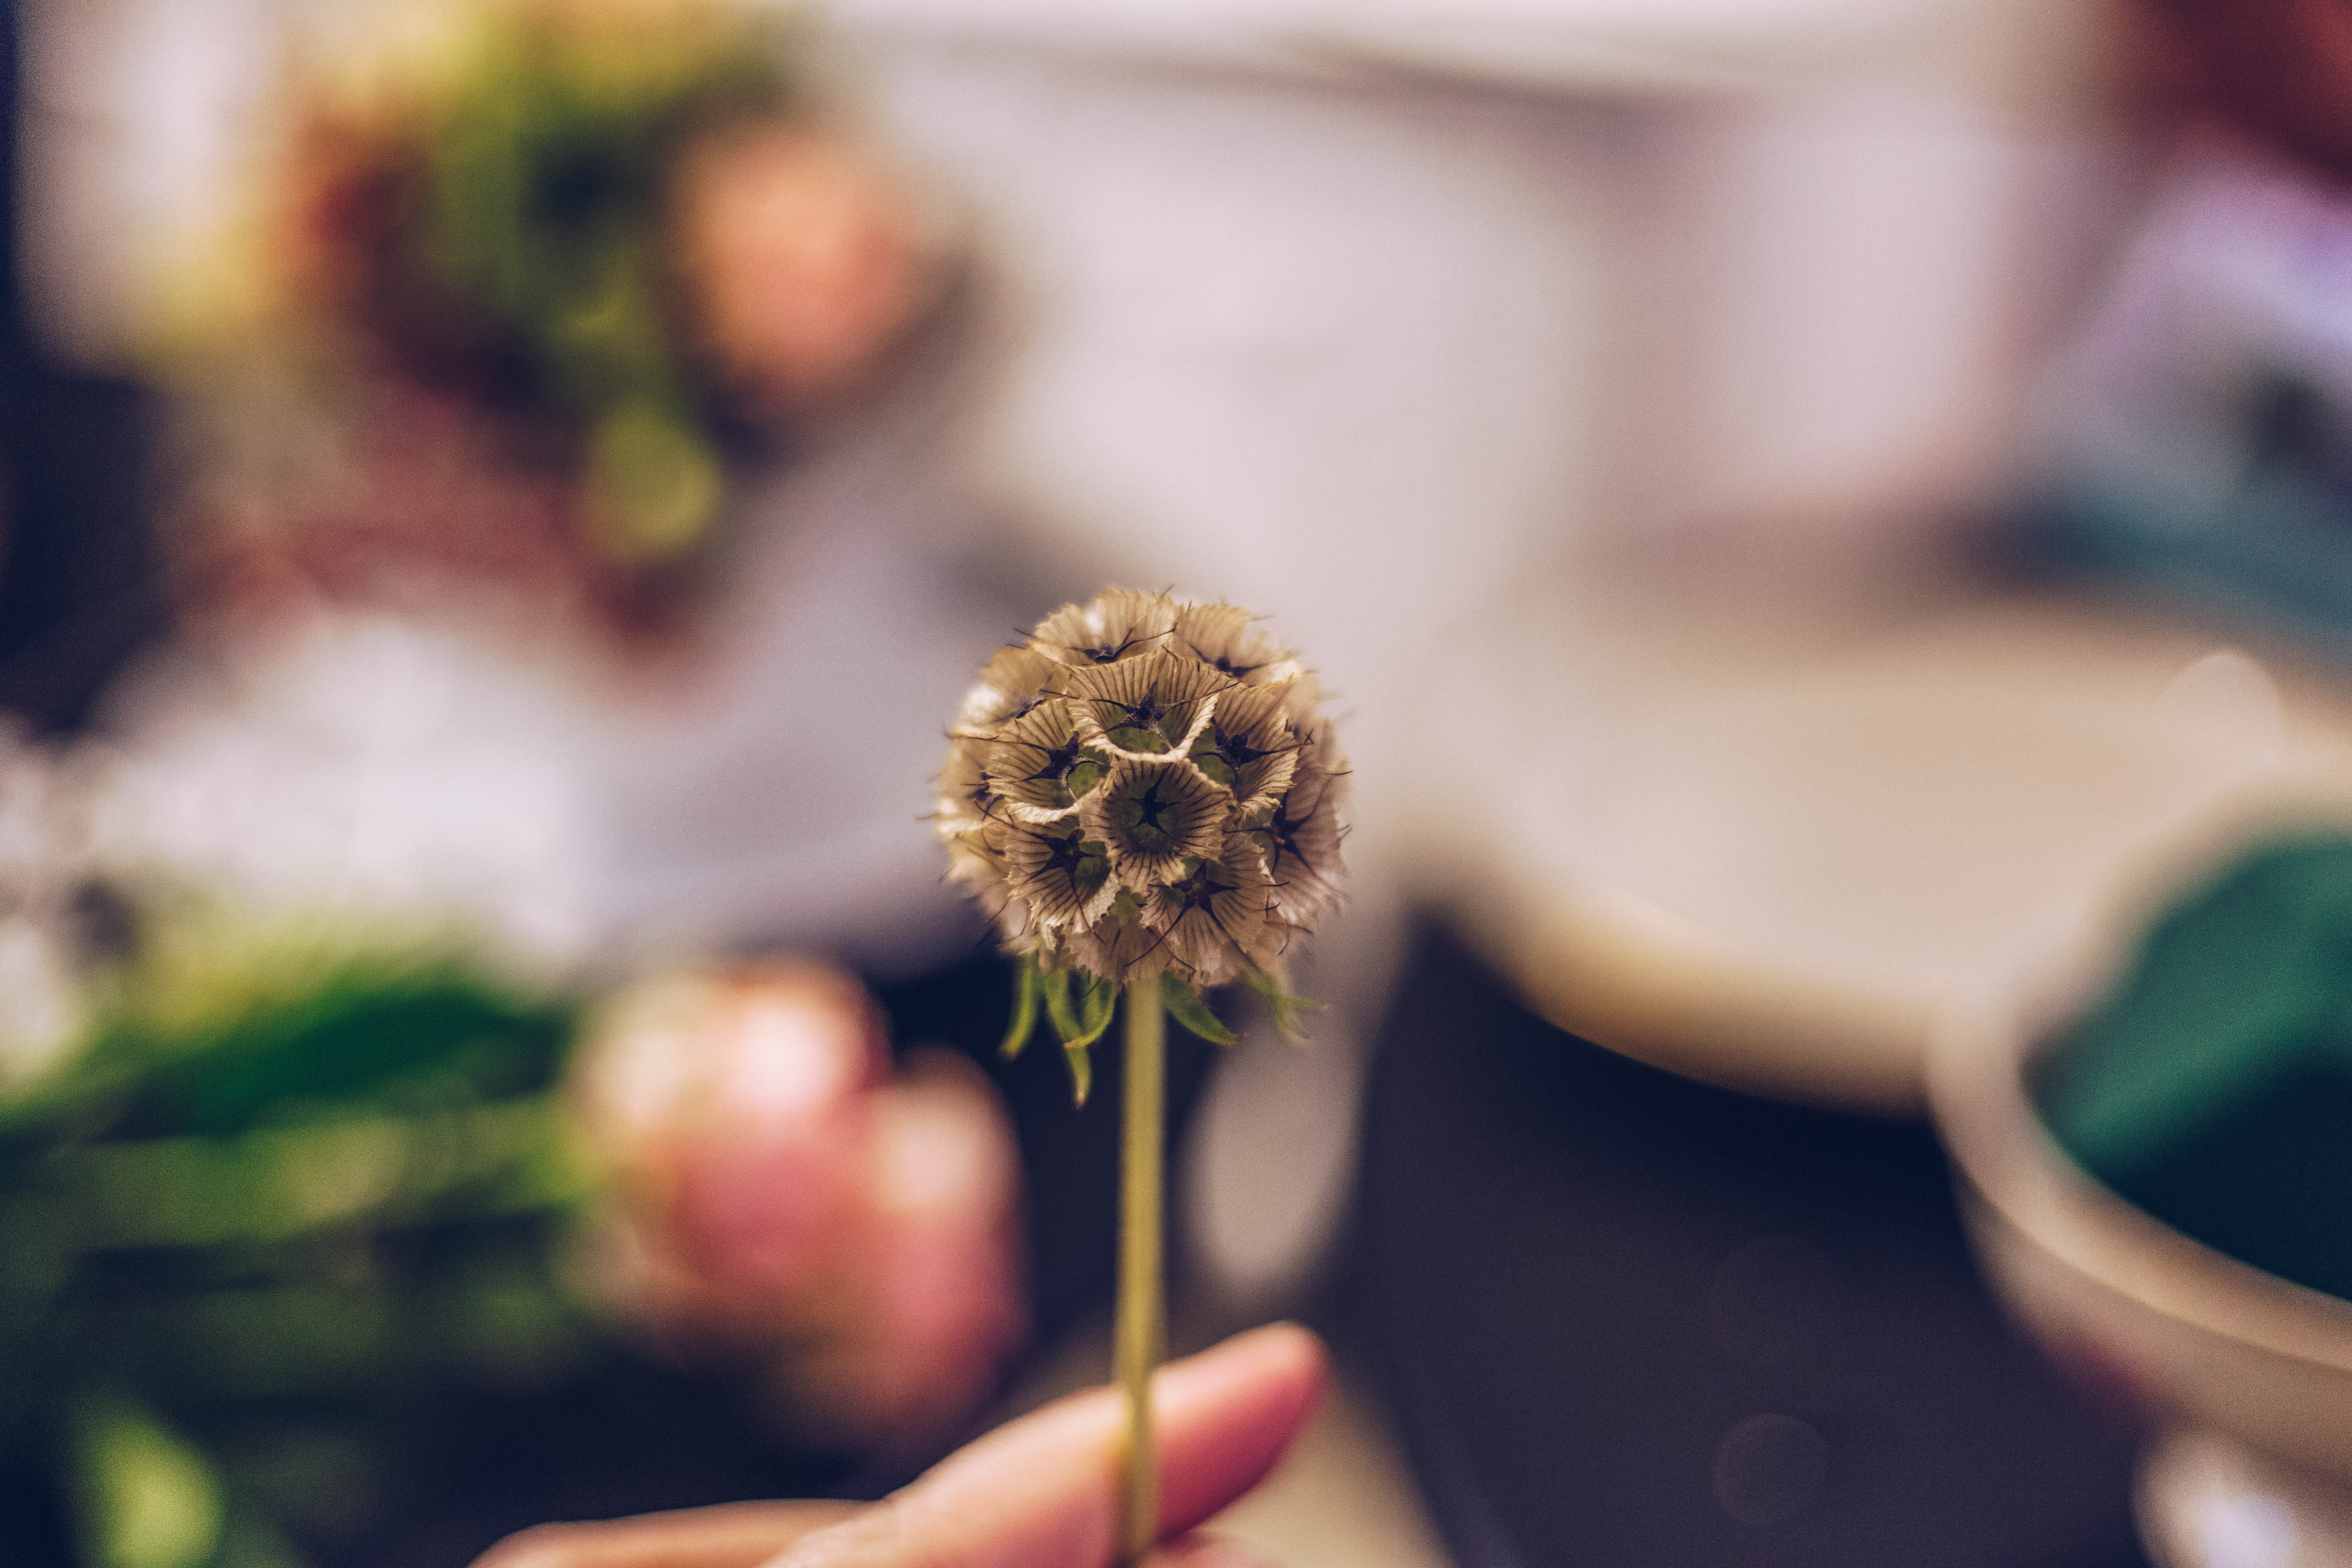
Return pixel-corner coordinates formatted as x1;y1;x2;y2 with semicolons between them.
936;591;1345;994
934;737;998;834
1250;723;1349;930
1002;818;1118;929
953;645;1065;738
1171;600;1303;686
986;702;1105;821
1188;681;1300;813
1083;756;1230;889
1067;895;1171;988
1068;651;1226;761
1032;590;1178;668
1143;833;1276;988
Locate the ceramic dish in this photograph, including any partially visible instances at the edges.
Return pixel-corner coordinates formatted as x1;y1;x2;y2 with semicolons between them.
1431;586;2352;1112
1929;786;2352;1566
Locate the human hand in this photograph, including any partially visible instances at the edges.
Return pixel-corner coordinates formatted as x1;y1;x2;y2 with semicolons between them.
473;1322;1326;1568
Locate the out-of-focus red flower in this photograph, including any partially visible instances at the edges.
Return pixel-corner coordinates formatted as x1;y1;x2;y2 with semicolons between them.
570;961;1027;1454
2140;0;2352;183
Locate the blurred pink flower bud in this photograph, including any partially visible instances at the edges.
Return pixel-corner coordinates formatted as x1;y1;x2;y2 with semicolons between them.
571;961;1026;1454
668;125;936;417
787;1048;1028;1448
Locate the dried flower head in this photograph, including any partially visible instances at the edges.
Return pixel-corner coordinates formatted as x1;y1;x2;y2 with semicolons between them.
936;591;1347;1014
940;595;1338;1551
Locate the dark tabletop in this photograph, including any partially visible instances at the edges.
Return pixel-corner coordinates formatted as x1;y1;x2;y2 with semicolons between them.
1343;922;2153;1568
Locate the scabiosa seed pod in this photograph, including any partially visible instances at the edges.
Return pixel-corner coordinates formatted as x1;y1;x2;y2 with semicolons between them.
935;590;1346;1084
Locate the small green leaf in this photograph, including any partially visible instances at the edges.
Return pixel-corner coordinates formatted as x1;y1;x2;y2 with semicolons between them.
1163;975;1240;1045
1061;976;1118;1053
71;1399;224;1568
1042;968;1081;1044
1039;970;1121;1104
1079;974;1117;1039
1242;966;1323;1043
1001;958;1041;1060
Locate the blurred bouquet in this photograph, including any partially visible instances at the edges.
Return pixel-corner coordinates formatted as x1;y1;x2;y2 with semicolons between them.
0;732;1026;1568
153;0;937;638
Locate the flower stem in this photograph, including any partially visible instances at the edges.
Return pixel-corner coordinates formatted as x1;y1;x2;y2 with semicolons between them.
1115;980;1165;1563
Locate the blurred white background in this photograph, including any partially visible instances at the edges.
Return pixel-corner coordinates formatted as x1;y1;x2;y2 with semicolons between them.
17;0;2152;1308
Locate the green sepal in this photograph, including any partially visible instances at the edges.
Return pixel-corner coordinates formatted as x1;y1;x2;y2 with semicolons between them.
1042;970;1119;1105
1162;974;1241;1045
1077;974;1118;1045
1000;957;1041;1060
1242;965;1323;1043
69;1397;226;1568
1041;967;1081;1044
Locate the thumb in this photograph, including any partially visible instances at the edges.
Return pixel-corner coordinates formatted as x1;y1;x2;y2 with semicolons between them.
773;1322;1324;1568
1142;1535;1279;1568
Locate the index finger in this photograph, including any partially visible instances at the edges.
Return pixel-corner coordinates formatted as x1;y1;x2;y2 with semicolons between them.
477;1501;861;1568
776;1322;1326;1568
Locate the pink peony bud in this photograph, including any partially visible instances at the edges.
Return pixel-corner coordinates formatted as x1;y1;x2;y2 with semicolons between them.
571;961;1026;1454
668;124;936;418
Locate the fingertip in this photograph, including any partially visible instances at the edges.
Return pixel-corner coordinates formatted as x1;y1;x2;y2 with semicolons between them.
1220;1322;1328;1406
469;1522;631;1568
471;1523;570;1568
828;1324;1331;1568
1154;1323;1328;1538
1160;1321;1327;1439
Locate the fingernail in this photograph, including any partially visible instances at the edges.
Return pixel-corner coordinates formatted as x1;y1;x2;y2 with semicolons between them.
1172;1321;1326;1394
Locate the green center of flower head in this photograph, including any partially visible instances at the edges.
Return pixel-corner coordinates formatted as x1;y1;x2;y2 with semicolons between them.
1112;694;1172;747
1026;739;1103;809
1165;856;1231;913
1114;691;1162;738
1190;724;1277;789
1113;778;1191;855
1042;831;1111;894
1250;784;1313;865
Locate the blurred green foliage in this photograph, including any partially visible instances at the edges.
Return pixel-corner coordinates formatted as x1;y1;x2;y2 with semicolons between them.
0;911;597;1568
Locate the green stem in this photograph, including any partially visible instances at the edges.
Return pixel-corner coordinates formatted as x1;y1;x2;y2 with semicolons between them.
1115;980;1165;1563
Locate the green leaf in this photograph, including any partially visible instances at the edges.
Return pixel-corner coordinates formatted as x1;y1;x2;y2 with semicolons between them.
1162;975;1240;1046
1041;969;1081;1044
1065;980;1119;1055
1242;966;1323;1044
1000;958;1041;1060
1078;974;1117;1043
1045;971;1118;1052
70;1399;224;1568
1045;974;1121;1107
